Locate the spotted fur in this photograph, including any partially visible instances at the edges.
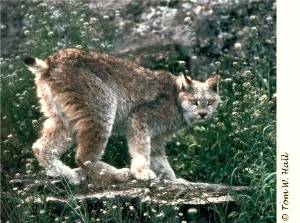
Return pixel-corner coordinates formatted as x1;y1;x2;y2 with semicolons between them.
24;48;220;184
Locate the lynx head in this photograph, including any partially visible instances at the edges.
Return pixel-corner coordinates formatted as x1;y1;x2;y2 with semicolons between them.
176;73;221;125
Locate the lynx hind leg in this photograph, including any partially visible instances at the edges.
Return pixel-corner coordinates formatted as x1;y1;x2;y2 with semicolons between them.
74;114;130;183
32;118;83;184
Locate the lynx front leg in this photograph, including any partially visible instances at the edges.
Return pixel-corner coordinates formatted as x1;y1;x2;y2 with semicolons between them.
151;139;176;181
127;114;156;181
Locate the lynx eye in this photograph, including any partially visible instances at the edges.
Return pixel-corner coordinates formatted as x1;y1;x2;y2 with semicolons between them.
207;98;216;106
190;99;198;106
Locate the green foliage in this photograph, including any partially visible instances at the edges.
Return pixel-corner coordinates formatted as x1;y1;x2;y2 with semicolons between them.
1;0;275;222
168;1;276;222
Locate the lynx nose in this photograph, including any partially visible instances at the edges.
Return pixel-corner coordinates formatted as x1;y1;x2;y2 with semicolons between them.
198;110;208;118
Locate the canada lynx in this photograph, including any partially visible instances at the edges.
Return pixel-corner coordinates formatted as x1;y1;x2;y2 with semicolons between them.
24;48;220;184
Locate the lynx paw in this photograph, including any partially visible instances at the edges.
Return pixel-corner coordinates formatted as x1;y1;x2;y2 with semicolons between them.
46;160;84;185
130;155;157;181
114;168;131;182
131;168;157;181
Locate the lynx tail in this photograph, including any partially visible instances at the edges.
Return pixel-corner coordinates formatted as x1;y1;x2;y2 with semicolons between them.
23;57;48;75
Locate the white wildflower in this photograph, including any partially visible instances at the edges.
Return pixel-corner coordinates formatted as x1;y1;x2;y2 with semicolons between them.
253;110;260;118
7;134;13;139
259;95;268;102
254;56;259;61
214;61;221;67
234;42;242;50
187;207;198;215
242;82;251;88
47;31;54;37
266;16;273;22
233;101;240;106
178;60;186;66
184;16;191;23
90;17;98;23
242;70;251;77
251;26;257;32
157;212;165;218
232;111;238;116
249;15;257;21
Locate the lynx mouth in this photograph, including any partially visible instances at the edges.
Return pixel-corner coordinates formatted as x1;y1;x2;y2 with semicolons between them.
196;115;212;124
187;117;207;125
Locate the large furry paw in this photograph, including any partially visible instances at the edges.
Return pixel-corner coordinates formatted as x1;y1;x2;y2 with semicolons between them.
130;155;157;181
131;168;157;181
65;170;82;185
114;168;131;182
46;160;84;185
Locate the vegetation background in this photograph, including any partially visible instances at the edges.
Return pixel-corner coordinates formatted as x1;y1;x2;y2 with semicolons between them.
1;0;276;222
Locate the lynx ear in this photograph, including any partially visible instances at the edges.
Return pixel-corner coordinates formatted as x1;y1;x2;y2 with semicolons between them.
176;73;193;91
207;74;220;93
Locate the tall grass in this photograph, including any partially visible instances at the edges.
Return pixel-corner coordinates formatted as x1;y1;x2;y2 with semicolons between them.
1;0;275;222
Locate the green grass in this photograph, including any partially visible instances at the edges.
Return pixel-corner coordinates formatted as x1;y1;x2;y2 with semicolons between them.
1;0;275;222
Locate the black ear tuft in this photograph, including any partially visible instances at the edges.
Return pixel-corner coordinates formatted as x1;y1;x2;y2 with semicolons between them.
23;57;36;66
207;74;220;93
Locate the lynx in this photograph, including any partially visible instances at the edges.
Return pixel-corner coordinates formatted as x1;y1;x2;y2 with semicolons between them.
24;48;220;184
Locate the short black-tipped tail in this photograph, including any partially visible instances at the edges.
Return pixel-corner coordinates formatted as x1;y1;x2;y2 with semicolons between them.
23;57;36;66
23;56;48;75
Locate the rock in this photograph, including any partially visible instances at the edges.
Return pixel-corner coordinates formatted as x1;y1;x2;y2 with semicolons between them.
9;177;249;222
2;0;275;79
